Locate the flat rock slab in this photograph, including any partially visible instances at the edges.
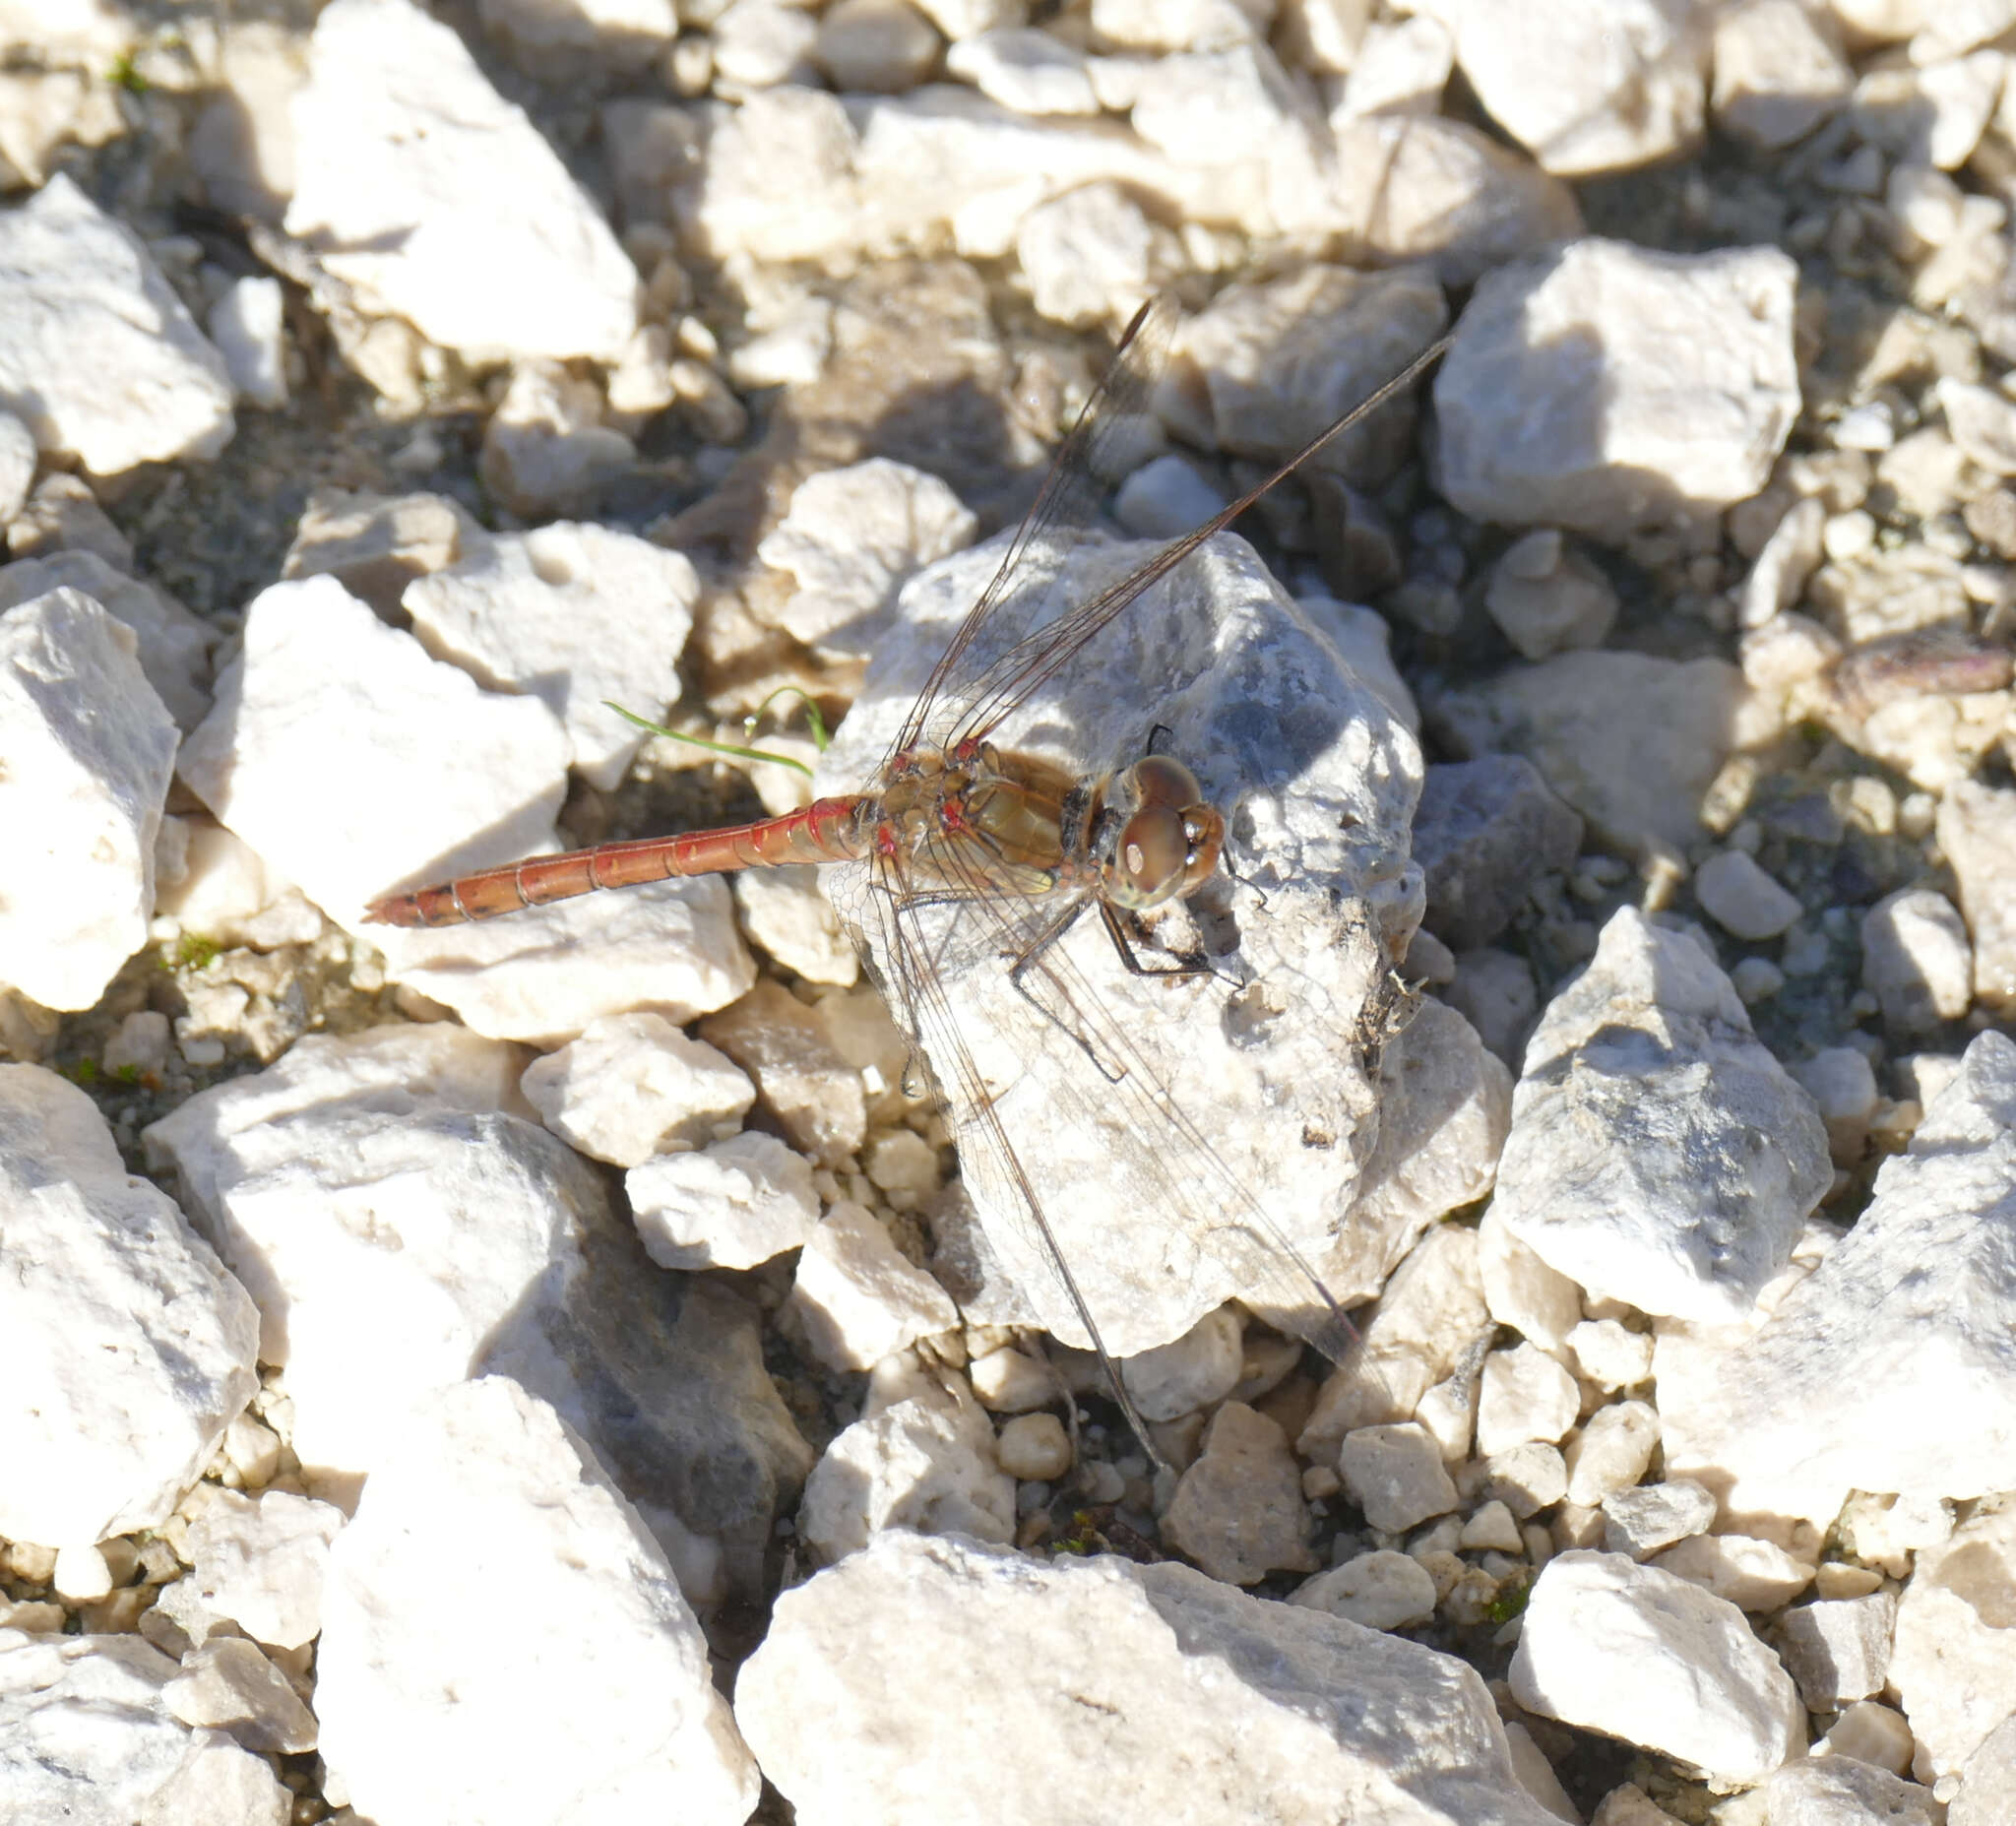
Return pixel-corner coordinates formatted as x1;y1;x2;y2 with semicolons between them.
285;0;639;361
1661;1031;2016;1523
735;1530;1563;1826
0;174;233;475
316;1377;759;1826
1491;908;1830;1322
1434;238;1798;536
816;531;1423;1359
0;587;178;1010
0;1064;258;1545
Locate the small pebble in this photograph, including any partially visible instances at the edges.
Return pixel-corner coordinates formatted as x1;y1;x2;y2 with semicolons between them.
995;1413;1071;1481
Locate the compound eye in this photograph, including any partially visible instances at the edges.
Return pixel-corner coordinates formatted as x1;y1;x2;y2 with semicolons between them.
1119;804;1190;902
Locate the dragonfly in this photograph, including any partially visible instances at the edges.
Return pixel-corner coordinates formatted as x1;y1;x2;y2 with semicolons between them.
367;296;1446;1456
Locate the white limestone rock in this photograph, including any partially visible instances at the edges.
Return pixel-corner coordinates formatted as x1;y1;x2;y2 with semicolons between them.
1736;495;1826;631
0;588;177;1010
0;410;33;524
1849;47;2003;167
1660;1033;2016;1523
1861;886;1974;1034
1427;652;1752;862
819;531;1423;1359
712;0;821;87
1953;1711;2016;1824
1889;1498;2016;1778
403;522;699;791
733;865;861;985
1601;1479;1717;1560
1712;0;1853;148
1158;263;1445;484
755;457;976;650
1649;1533;1814;1612
1115;452;1227;537
1510;1550;1805;1784
1338;1421;1459;1534
315;1377;759;1826
181;1488;345;1651
477;0;676;71
1777;1592;1895;1712
1694;850;1803;941
1117;1303;1243;1423
177;573;569;934
1411;0;1704;174
1493;910;1830;1321
699;979;869;1166
1936;779;2016;1014
627;1129;819;1271
286;0;638;361
1162;1400;1316;1585
814;0;943;93
208;276;287;410
0;1065;257;1546
1564;1399;1661;1508
788;1200;960;1370
478;359;636;517
1476;1343;1580;1456
798;1375;1014;1561
736;1529;1566;1825
1435;239;1799;537
945;27;1099;114
521;1011;755;1166
1329;114;1585;289
0;549;213;729
152;817;323;951
1484;528;1619;659
1762;1757;1938;1825
1016;179;1162;327
1788;1045;1879;1165
1291;1547;1438;1630
1127;42;1305;165
160;1635;317;1755
0;1634;288;1826
1330;15;1452;121
1478;1203;1583;1354
1299;1223;1489;1458
0;174;233;475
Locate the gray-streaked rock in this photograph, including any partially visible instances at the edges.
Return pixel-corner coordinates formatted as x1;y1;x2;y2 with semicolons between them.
1510;1550;1804;1784
735;1530;1564;1826
818;531;1422;1359
1435;239;1798;536
1777;1592;1895;1712
1492;909;1831;1321
1660;1032;2016;1523
1162;1400;1317;1585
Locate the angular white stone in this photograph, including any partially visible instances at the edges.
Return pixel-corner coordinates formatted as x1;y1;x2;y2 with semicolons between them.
1492;910;1830;1322
733;864;861;985
1128;43;1304;164
0;1065;257;1545
181;1488;345;1651
479;359;636;516
1891;1498;2016;1778
1936;780;2016;1014
1693;850;1802;941
946;27;1099;114
0;588;178;1010
798;1378;1015;1561
1568;1318;1654;1392
818;528;1422;1360
1712;0;1853;149
737;1530;1565;1825
1778;1591;1895;1711
713;0;821;87
1117;1304;1243;1423
1478;1203;1583;1354
1163;1400;1316;1585
1435;239;1799;537
208;276;287;410
1601;1479;1716;1559
177;574;570;932
161;1634;318;1755
403;522;699;790
1761;1756;1938;1825
1483;1442;1569;1519
1850;47;2003;167
1510;1550;1804;1783
0;1634;288;1826
755;457;976;650
1338;1421;1458;1533
1115;452;1227;537
521;1011;755;1166
1788;1044;1879;1164
1412;0;1705;175
286;0;638;361
315;1377;759;1826
788;1200;960;1371
1820;1700;1918;1778
1736;495;1826;630
1016;179;1160;328
1862;886;1973;1034
0;174;233;474
1564;1399;1660;1508
1331;16;1452;121
153;817;325;952
1476;1343;1580;1456
1660;1033;2016;1522
1649;1532;1813;1611
1483;527;1619;658
0;548;214;730
1292;1548;1438;1629
627;1129;819;1271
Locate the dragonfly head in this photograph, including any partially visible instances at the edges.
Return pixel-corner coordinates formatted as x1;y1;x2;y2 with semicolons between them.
1101;754;1225;911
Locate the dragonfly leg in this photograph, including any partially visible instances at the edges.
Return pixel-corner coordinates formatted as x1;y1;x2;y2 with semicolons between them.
1095;901;1217;980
